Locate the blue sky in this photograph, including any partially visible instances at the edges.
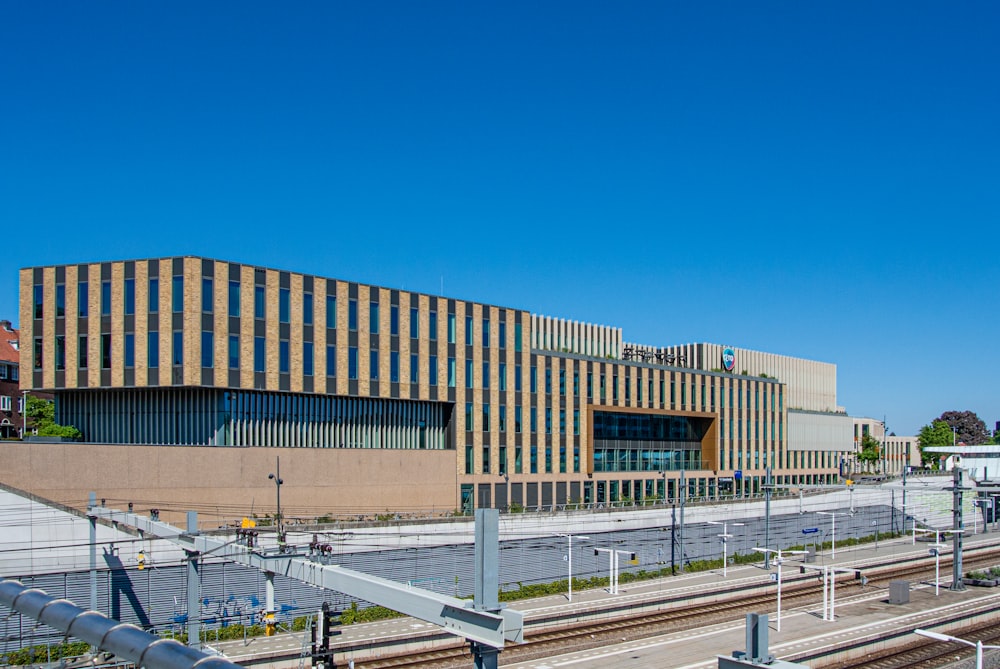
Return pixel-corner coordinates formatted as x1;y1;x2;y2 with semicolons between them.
1;2;997;436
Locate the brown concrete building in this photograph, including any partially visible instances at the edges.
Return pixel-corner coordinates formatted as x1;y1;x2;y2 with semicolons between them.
15;256;841;516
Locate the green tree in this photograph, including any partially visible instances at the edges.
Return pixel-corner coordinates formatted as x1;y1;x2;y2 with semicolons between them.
857;434;881;472
917;419;954;466
25;396;82;439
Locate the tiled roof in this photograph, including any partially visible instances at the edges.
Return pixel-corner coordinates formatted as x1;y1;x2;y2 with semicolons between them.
0;322;20;365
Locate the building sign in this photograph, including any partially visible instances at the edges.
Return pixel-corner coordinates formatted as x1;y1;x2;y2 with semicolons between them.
722;347;736;372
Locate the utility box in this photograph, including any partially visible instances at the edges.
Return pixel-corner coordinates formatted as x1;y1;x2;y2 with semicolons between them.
889;580;910;604
804;546;816;563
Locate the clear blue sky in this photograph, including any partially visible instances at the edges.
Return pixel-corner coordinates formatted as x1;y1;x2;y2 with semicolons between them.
2;2;997;436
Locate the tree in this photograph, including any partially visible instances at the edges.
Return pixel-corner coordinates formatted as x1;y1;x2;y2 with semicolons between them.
24;396;82;439
857;434;881;472
938;410;990;446
917;420;952;466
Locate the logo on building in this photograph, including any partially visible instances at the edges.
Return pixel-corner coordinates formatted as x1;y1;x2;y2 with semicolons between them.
722;347;736;372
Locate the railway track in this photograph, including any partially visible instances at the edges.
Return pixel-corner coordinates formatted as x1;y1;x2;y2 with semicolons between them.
346;543;1000;669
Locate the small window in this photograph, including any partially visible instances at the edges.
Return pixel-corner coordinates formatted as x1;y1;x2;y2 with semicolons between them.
429;355;438;385
348;300;358;331
326;296;336;328
56;285;66;318
228;335;239;369
148;332;159;368
303;342;314;376
33;285;43;319
482;319;490;347
173;331;184;366
429;311;437;340
390;351;400;383
326;345;336;376
447;314;456;343
79;335;89;369
254;336;265;373
202;278;213;313
172;277;184;313
254;286;265;319
201;331;214;368
410;308;419;339
465;316;473;343
370;302;379;334
410;354;419;383
0;396;10;412
279;288;290;323
148;278;159;313
101;333;112;369
348;347;358;379
124;279;134;315
279;339;289;373
229;281;241;317
369;350;379;379
78;282;89;317
101;281;112;316
499;322;506;348
303;293;313;326
55;336;66;370
390;305;399;335
122;333;134;368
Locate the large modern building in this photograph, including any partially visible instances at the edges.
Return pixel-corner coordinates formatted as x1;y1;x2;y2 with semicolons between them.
17;256;845;515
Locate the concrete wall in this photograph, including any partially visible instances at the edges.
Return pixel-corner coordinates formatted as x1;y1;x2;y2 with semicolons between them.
0;442;458;527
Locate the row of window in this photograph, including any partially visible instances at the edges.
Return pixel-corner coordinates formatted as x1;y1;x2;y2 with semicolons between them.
0;363;18;381
463;443;582;475
33;280;523;350
462;403;581;435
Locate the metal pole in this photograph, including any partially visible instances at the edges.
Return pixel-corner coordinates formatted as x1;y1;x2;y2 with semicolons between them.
670;503;676;576
568;535;573;602
776;551;783;632
764;467;772;568
186;511;200;648
951;467;966;591
679;469;686;574
88;493;97;613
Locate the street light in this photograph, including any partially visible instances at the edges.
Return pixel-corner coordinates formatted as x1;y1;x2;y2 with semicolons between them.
753;547;807;631
268;457;285;549
817;511;846;559
554;533;589;601
708;521;743;578
914;629;1000;669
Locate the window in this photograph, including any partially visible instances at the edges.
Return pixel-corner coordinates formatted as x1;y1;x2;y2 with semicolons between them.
326;295;337;328
410;308;419;338
303;293;313;325
448;357;456;387
172;276;183;313
499;362;507;391
447;314;456;343
514;323;522;352
482;319;490;347
465;445;474;474
303;342;314;376
279;288;290;323
254;286;265;319
369;350;378;379
78;282;89;317
515;406;522;433
101;281;111;316
465;316;473;344
483;404;490;431
545;369;552;393
0;396;9;412
326;345;336;376
482;362;490;389
148;332;159;368
228;335;239;369
55;335;65;370
428;355;438;385
465;360;473;388
79;335;89;369
124;279;134;316
254;336;265;373
101;333;112;369
202;332;214;368
390;305;399;335
348;300;358;331
499;322;506;348
56;284;66;318
229;282;241;317
559;409;566;434
559;370;565;395
545;408;552;434
202;278;213;313
410;354;419;383
33;285;43;319
574;409;580;435
348;347;358;379
499;406;507;432
465;403;473;430
531;366;537;393
530;407;537;432
482;446;490;473
515;365;522;392
279;340;289;373
148;278;159;313
390;351;400;383
33;337;42;369
370;302;379;334
124;334;134;368
429;311;437;340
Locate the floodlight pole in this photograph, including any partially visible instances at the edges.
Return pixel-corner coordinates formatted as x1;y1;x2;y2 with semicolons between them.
708;520;743;578
555;533;589;601
754;547;806;632
817;511;843;559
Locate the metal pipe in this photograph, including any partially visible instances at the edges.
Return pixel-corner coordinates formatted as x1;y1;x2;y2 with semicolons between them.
0;579;241;669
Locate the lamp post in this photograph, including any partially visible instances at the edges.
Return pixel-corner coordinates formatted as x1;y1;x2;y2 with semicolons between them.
554;533;589;601
817;511;845;559
914;629;1000;669
753;547;807;631
929;534;948;596
268;457;285;549
708;521;743;578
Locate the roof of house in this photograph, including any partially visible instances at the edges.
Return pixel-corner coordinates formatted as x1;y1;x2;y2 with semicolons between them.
0;320;20;365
